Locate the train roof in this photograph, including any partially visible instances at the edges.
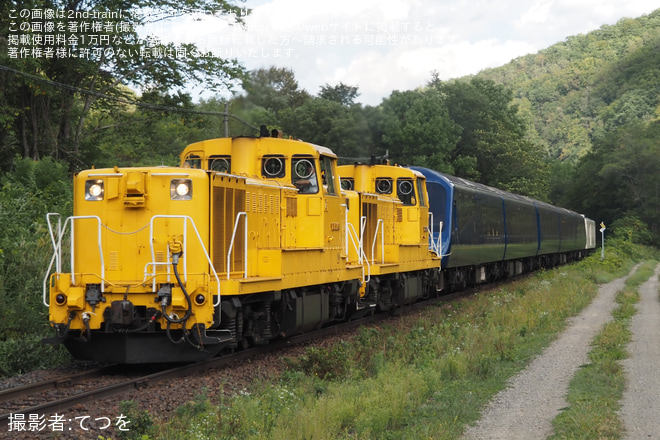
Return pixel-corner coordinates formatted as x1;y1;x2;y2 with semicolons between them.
410;166;586;216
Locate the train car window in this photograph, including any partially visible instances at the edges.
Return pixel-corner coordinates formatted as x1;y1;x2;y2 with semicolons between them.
375;178;393;194
319;156;336;195
397;179;416;205
340;178;354;191
209;155;231;173
292;156;319;194
455;189;478;243
183;154;201;169
416;178;427;207
262;155;286;178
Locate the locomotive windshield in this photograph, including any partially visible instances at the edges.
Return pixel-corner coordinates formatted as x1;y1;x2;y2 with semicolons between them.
397;179;415;205
319;156;336;195
292;155;318;194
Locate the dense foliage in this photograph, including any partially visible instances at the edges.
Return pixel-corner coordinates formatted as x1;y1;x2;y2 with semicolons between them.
0;0;246;170
477;10;660;162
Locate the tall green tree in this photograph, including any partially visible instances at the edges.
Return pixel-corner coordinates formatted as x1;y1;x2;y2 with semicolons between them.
569;120;660;243
0;0;246;169
318;82;359;106
379;88;461;172
278;96;371;160
236;67;311;121
431;77;549;199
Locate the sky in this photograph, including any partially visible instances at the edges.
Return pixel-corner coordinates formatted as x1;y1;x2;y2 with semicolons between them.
144;0;659;106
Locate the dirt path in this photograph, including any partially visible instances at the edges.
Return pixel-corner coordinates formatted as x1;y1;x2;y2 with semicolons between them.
461;265;641;440
620;263;660;439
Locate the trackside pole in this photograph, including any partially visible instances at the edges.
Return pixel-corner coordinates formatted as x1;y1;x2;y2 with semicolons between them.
600;222;606;261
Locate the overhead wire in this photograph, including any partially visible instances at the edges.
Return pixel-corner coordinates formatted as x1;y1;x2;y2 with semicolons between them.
0;63;259;130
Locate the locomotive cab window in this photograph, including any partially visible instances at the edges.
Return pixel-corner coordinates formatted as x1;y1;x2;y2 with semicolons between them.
292;155;318;194
416;178;427;207
262;155;286;178
209;155;231;173
183;154;202;169
319;155;336;195
375;178;393;195
340;178;354;191
397;178;416;205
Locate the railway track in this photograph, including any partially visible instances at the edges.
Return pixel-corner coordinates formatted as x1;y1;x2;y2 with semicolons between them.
0;287;474;431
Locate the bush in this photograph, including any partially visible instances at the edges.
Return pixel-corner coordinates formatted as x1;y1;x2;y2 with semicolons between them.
288;341;350;381
0;336;71;377
610;215;654;245
118;400;155;440
0;157;73;377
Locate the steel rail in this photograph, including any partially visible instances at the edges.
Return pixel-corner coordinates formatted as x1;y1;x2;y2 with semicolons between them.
0;367;111;403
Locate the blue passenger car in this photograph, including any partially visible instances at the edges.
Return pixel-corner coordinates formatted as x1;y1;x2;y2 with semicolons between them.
410;167;593;290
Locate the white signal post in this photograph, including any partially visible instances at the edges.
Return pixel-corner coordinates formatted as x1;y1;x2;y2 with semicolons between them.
600;222;606;260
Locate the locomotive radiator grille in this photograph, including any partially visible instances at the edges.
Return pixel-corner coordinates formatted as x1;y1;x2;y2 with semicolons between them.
212;185;246;277
362;201;378;258
286;197;298;217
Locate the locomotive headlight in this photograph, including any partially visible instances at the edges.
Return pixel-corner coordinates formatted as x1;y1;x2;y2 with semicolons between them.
55;293;67;305
170;179;192;200
85;180;104;201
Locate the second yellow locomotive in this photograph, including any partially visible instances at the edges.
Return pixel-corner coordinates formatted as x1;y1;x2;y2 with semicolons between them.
45;130;441;363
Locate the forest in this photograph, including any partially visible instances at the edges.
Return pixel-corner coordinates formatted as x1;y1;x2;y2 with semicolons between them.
0;1;658;373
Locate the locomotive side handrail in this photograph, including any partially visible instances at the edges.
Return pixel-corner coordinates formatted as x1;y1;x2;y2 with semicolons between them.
226;212;248;280
148;215;222;307
428;212;443;256
371;219;385;264
344;213;371;285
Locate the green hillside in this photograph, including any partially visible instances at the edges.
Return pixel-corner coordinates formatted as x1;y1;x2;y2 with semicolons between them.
477;9;660;162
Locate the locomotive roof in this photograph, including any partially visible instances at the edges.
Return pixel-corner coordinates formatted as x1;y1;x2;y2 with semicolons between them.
182;136;337;160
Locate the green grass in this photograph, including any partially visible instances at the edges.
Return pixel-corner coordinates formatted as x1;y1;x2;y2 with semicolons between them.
115;245;660;440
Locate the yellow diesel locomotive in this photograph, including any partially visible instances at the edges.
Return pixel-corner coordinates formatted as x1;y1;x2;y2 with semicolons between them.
338;162;442;310
45;131;441;363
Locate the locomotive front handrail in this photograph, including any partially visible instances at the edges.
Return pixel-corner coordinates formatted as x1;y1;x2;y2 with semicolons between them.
148;215;222;307
226;212;248;280
43;215;106;306
46;213;62;273
43;213;63;306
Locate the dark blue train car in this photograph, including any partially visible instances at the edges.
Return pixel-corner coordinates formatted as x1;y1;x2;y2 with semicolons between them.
410;167;593;290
